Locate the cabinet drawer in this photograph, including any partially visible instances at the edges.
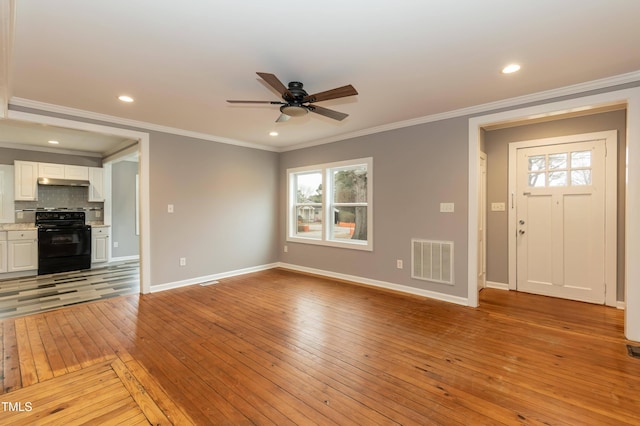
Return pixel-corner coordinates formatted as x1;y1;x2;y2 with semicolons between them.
92;227;109;235
8;230;37;240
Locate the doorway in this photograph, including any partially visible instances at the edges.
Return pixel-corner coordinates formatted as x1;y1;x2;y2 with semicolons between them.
467;86;640;342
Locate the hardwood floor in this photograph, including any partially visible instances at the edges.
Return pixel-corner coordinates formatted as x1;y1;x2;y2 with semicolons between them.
1;268;638;425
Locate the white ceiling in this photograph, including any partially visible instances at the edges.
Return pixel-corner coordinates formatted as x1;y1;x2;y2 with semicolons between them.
3;0;640;153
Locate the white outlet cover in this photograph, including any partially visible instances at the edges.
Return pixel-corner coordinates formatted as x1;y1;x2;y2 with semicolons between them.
168;204;174;213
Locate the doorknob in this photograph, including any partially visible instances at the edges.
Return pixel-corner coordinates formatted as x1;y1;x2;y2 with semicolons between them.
519;229;526;235
519;220;525;225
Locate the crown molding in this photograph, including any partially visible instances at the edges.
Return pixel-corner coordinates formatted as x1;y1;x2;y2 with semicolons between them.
10;70;640;153
9;97;280;152
281;70;640;151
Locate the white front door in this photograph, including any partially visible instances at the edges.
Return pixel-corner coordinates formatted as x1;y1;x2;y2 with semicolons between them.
516;139;606;304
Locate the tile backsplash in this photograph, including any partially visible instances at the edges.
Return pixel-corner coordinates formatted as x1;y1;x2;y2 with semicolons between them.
15;186;104;223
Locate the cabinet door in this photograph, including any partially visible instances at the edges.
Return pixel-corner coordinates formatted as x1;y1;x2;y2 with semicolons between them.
38;162;66;178
0;240;7;273
92;227;109;263
14;161;38;201
65;165;89;180
88;167;105;202
8;239;38;271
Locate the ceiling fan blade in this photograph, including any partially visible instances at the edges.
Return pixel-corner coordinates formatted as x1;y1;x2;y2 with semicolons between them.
257;72;294;99
303;84;358;103
276;113;291;123
227;100;284;104
308;105;349;121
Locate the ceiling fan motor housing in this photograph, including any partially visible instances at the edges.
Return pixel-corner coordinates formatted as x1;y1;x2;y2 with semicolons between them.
286;81;308;100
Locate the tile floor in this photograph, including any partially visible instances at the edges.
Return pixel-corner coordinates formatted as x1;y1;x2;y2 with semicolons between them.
0;261;139;319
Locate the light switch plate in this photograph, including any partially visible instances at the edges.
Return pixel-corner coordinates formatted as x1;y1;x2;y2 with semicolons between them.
491;202;506;212
168;204;174;213
440;202;455;213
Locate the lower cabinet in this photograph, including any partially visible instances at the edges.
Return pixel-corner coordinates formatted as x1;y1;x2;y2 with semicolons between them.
0;232;6;273
92;227;110;264
7;230;38;272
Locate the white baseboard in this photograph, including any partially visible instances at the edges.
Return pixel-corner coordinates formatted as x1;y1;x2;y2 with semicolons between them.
150;262;279;293
485;281;509;291
110;255;140;262
617;301;626;310
277;262;469;306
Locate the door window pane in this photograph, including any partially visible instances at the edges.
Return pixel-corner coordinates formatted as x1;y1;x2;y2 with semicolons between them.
571;151;591;168
528;155;546;172
548;171;567;187
528;173;546;187
549;153;568;170
571;170;592;186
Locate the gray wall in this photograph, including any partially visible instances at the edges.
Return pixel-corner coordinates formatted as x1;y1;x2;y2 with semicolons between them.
279;118;470;298
483;110;627;300
112;161;139;258
149;132;279;286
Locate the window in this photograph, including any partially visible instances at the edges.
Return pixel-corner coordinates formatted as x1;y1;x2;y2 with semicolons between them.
287;158;372;250
527;150;593;188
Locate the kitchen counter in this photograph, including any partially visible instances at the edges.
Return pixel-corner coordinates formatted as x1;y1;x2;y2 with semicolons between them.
88;222;110;227
0;223;37;231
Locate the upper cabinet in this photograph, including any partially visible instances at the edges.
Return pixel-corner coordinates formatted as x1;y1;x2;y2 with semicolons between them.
88;167;105;202
16;161;103;201
14;161;39;201
39;163;89;180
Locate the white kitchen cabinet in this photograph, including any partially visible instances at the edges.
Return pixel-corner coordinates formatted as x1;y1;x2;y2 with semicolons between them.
14;161;39;201
92;226;109;264
7;230;38;272
88;167;105;202
64;165;89;180
0;232;7;273
38;162;66;178
0;165;15;223
39;162;89;180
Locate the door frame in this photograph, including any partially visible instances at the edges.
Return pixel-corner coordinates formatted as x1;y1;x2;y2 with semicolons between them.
6;109;152;294
478;151;487;291
468;85;640;342
507;131;617;306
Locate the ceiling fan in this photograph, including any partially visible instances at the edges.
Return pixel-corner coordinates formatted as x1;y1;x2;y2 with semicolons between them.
227;72;358;122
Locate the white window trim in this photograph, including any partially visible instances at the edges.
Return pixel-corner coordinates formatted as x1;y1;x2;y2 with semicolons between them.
287;157;373;251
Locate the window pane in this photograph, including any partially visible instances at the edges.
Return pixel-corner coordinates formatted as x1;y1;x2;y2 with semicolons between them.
571;151;591;168
571;170;592;186
528;155;546;172
295;205;322;238
331;206;367;242
549;153;567;170
296;172;322;203
548;171;567;187
528;172;546;187
332;166;368;203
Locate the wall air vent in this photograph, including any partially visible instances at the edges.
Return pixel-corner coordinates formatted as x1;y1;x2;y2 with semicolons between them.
411;239;454;285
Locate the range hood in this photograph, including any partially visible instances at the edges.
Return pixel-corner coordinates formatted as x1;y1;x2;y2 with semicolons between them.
38;177;90;187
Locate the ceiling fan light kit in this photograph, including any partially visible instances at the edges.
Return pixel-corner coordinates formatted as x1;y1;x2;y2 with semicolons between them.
227;72;358;122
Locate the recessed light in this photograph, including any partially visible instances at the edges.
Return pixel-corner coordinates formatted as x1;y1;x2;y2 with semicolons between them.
502;64;521;74
48;140;59;145
269;131;278;136
118;95;134;103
